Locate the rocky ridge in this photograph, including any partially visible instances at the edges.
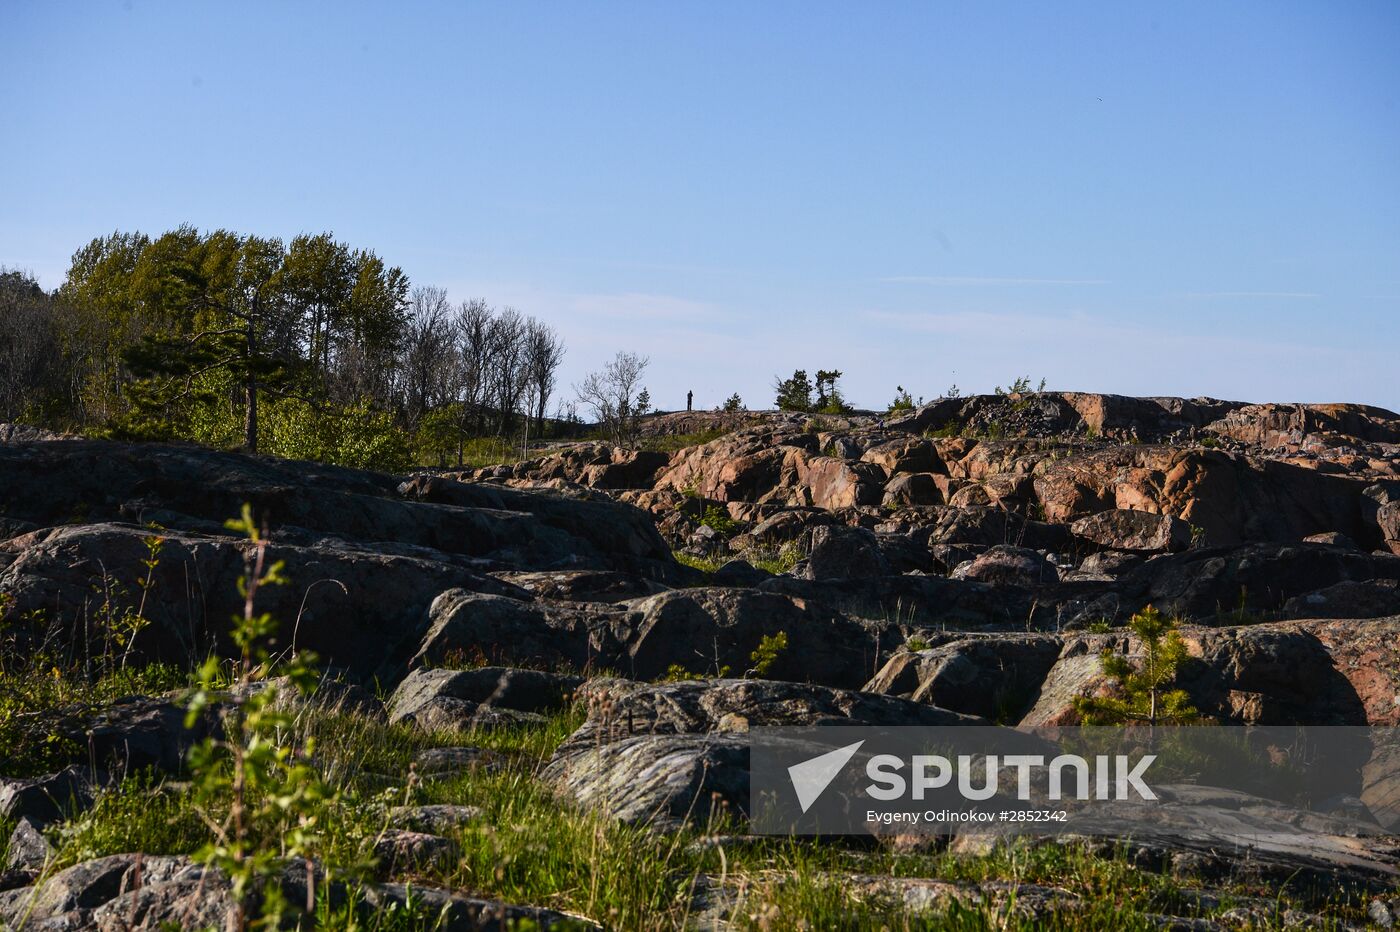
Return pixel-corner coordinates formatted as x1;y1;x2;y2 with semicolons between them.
3;393;1400;927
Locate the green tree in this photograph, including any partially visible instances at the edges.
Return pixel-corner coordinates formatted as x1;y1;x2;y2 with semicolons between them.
773;369;813;412
887;385;916;414
58;231;153;424
119;229;294;452
813;369;843;410
1074;606;1200;725
722;392;744;412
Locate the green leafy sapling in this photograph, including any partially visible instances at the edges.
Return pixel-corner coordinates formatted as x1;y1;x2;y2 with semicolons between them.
1074;606;1200;725
747;631;789;677
184;504;334;930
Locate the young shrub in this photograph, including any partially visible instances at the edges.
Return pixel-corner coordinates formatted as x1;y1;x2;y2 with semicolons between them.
887;385;916;413
183;505;336;929
747;631;789;677
1074;606;1200;725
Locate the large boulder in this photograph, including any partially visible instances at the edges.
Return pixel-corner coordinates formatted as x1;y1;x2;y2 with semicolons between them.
616;588;881;687
803;525;890;580
560;677;982;751
1282;580;1400;620
410;586;888;689
797;457;885;510
864;636;1062;723
1018;620;1389;727
951;545;1058;589
0;523;517;678
1118;543;1400;621
387;666;583;729
0;439;680;579
408;590;606;673
1070;509;1191;553
759;573;1041;630
861;438;940;475
545;732;751;829
1032;446;1370;546
545;678;980;828
654;426;814;503
1364;483;1400;554
882;473;943;508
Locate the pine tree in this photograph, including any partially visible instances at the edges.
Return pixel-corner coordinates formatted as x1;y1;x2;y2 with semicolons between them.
1075;606;1200;725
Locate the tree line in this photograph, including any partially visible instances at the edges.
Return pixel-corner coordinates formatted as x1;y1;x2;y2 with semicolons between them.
0;227;570;470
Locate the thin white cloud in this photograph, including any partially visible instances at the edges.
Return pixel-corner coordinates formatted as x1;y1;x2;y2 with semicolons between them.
880;276;1109;286
1182;291;1320;299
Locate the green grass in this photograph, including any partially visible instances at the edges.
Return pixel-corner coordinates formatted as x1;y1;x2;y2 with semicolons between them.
3;656;1380;931
673;551;724;574
673;541;803;578
638;427;732;453
0;661;193;777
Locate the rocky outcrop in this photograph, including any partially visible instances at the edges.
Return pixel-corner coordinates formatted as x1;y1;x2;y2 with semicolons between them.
0;522;521;677
864;616;1400;729
545;678;981;828
0;853;595;930
1070;509;1192;553
0;440;679;579
387;666;583;730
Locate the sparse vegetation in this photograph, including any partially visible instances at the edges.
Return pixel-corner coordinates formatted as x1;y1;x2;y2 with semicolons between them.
887;385;919;413
747;631;788;677
1074;606;1200;725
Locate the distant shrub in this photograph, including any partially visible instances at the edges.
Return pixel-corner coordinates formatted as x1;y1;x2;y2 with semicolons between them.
887;386;918;413
700;504;738;537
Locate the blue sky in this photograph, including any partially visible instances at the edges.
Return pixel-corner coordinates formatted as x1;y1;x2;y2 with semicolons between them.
3;1;1397;411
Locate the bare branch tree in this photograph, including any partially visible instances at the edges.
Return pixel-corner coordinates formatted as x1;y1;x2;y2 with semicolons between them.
574;350;649;447
453;298;492;442
486;307;528;436
399;285;455;429
524;318;565;437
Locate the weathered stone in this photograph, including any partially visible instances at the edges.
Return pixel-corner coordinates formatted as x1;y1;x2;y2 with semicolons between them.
803;525;890;580
1283;579;1400;620
1120;543;1400;621
1073;550;1145;580
560;677;981;754
0;522;524;678
1070;509;1192;553
882;472;943;508
544;733;750;829
0;767;96;824
410;590;601;673
389;667;583;723
374;829;459;871
361;882;600;930
864;636;1062;722
711;559;772;586
861;438;940;475
414;746;504;775
616;588;879;687
4;817;54;872
389;804;484;834
798;457;885;510
749;509;835;545
951;545;1058;588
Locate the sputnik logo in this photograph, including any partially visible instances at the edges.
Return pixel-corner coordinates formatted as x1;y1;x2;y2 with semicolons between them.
788;740;864;813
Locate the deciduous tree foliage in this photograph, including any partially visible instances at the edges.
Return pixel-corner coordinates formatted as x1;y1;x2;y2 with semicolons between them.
3;226;570;470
